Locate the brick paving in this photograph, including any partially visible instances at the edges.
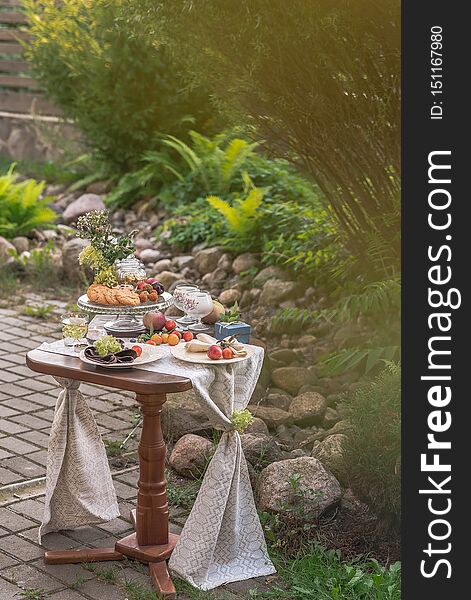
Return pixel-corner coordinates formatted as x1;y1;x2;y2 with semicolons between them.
0;307;269;599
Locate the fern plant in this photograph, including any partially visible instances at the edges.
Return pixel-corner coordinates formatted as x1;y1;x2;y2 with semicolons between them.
0;166;56;239
207;173;265;241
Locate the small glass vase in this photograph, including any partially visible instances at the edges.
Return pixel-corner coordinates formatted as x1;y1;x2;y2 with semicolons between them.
61;313;89;349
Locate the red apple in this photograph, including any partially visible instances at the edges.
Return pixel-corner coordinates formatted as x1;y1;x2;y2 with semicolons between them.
207;345;223;360
146;277;158;284
136;281;147;291
165;319;177;331
183;331;194;342
143;311;166;332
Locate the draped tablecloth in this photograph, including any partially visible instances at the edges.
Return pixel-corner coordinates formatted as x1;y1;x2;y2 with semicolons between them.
37;338;276;590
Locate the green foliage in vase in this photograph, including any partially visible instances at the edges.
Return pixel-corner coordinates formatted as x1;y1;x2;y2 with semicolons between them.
23;0;222;171
341;363;401;532
76;210;135;267
0;165;56;239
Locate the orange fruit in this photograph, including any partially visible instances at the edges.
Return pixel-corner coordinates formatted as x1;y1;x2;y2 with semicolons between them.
151;333;162;345
146;340;157;346
222;347;234;359
168;333;180;346
161;333;169;343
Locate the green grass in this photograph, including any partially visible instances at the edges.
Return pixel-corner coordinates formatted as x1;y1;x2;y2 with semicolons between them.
21;304;55;319
17;589;49;600
257;545;401;600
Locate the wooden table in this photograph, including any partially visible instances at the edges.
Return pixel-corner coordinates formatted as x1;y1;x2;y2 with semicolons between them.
26;349;193;599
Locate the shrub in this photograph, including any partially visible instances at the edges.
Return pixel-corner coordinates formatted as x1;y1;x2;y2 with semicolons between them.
24;0;222;171
342;364;401;531
133;0;400;278
0;166;56;239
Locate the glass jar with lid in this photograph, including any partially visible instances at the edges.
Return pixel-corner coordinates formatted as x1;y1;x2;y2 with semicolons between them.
115;255;147;285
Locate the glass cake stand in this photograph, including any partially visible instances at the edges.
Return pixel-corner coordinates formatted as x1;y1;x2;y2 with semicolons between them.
77;292;173;337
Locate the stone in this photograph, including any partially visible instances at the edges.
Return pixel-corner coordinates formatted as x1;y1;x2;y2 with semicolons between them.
298;334;317;346
259;279;301;306
232;253;259;274
7;126;44;161
217;253;232;271
250;405;293;430
0;236;15;262
289;392;327;426
139;248;161;264
219;288;242;306
62;193;105;224
134;238;154;251
11;236;29;253
202;267;227;288
264;392;292;412
173;255;194;270
162;390;212;440
311;434;348;484
271;367;313;395
153;258;173;271
194;247;225;274
245;417;269;436
257;457;341;520
240;433;284;469
323;407;341;429
61;238;91;282
253;265;291;287
156;271;182;290
169;434;213;478
86;180;113;195
269;349;297;364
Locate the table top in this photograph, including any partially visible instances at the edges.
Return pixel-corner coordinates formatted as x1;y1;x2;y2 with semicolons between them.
26;349;193;396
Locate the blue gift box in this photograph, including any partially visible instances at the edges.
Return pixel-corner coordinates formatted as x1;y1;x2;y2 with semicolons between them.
214;321;251;344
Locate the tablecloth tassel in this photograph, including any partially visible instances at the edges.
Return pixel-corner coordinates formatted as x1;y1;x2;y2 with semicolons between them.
39;377;120;542
169;430;276;590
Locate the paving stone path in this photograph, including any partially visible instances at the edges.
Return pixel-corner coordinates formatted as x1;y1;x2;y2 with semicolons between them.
0;307;271;599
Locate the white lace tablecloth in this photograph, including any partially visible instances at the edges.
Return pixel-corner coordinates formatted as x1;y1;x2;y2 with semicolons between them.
37;337;275;590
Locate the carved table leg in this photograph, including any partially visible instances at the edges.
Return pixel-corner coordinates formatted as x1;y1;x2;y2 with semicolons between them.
115;393;178;595
44;393;178;597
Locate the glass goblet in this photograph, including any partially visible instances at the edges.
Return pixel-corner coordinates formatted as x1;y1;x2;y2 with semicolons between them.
184;291;214;332
173;283;200;325
61;313;89;350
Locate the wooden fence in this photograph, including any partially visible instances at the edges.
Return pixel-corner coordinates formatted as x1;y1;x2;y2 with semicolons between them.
0;0;60;116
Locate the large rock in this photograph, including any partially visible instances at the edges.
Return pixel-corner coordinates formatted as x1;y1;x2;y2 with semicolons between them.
11;236;29;254
253;265;291;287
250;405;293;429
162;391;212;440
194;247;225;274
169;434;213;478
232;253;259;274
240;433;284;469
245;417;270;436
219;288;242;306
173;255;194;270
271;367;313;395
61;238;91;282
140;248;161;264
156;271;182;290
289;392;327;426
259;279;301;306
264;391;292;412
311;434;348;485
62;193;105;224
257;457;342;520
0;236;15;262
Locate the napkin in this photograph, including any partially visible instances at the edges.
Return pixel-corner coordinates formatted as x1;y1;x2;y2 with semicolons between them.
83;346;137;364
185;333;247;356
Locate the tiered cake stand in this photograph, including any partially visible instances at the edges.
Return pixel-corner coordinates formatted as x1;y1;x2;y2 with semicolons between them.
77;292;173;337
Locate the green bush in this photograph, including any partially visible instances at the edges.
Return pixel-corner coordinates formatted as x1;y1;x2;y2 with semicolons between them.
24;0;222;171
342;364;401;532
0;166;56;239
133;0;400;278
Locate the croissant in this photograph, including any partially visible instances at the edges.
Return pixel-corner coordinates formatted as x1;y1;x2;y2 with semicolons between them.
87;284;140;307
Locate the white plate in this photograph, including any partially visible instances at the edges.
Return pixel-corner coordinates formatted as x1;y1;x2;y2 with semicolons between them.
170;343;255;365
79;343;164;369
